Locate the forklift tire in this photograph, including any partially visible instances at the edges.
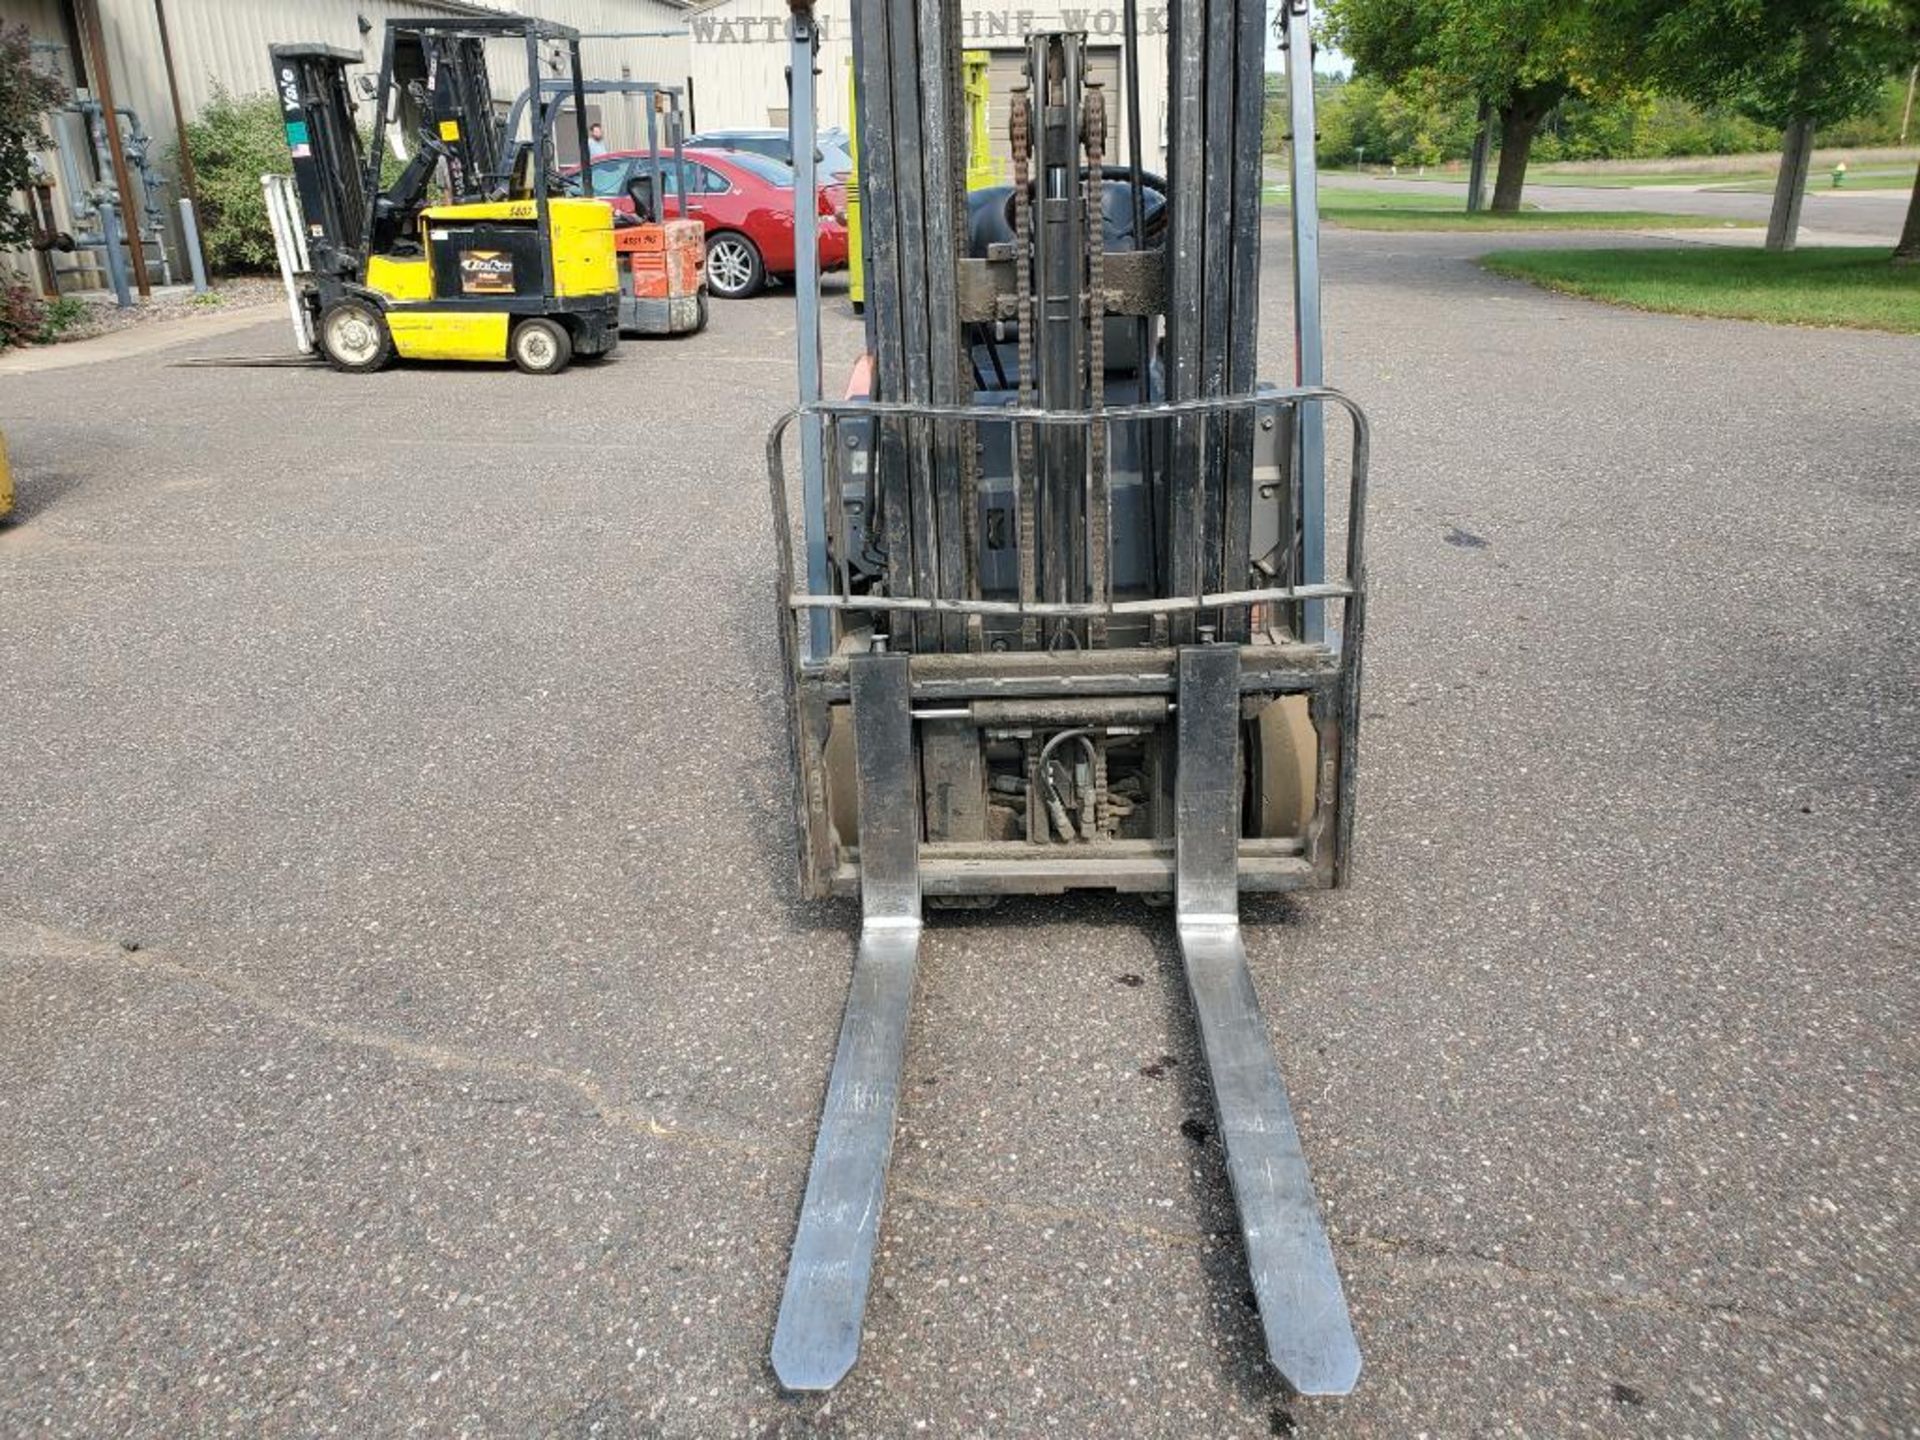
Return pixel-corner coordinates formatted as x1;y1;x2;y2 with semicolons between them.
510;317;573;375
1249;695;1318;838
318;299;393;374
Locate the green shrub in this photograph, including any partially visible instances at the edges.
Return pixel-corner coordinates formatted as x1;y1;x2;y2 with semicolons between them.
2;24;68;252
37;293;89;341
1318;74;1478;168
180;85;287;274
1823;76;1914;147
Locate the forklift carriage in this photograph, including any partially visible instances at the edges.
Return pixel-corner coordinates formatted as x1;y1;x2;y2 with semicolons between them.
766;0;1373;1401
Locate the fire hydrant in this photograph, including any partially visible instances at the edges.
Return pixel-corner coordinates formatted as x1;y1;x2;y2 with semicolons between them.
1832;162;1848;188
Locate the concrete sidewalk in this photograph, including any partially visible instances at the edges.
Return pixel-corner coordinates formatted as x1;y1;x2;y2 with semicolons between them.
0;303;286;376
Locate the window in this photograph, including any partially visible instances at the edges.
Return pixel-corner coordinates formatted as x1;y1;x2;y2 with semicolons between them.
586;158;629;197
723;151;795;188
624;157;734;202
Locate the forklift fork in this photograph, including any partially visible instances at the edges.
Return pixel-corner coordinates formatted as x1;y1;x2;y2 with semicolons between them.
1172;644;1361;1395
771;651;921;1391
771;646;1360;1395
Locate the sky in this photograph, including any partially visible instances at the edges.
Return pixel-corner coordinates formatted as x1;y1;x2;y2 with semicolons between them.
1263;4;1353;75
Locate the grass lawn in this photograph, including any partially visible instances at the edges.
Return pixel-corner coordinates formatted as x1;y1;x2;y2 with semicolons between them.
1480;245;1920;332
1709;166;1918;193
1295;187;1755;232
1316;164;1918;193
1330;167;1770;188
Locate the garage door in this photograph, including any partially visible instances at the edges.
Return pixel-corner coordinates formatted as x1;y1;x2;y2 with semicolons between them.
980;47;1125;186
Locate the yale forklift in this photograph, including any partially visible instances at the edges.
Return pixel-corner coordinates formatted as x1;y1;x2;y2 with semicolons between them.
270;17;619;375
770;0;1370;1399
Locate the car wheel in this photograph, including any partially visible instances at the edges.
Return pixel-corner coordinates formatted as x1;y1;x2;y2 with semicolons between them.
318;298;392;373
510;317;573;375
705;232;764;299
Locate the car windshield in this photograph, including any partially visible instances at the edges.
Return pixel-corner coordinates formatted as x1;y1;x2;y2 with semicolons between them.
723;150;795;187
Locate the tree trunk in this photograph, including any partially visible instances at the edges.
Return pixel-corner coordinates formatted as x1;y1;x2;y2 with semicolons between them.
1490;103;1543;213
1895;161;1920;264
1766;117;1815;253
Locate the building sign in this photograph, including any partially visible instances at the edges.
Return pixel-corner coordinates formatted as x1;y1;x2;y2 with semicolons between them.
690;7;1169;42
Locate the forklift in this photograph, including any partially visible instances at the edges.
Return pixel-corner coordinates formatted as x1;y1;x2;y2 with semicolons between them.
769;0;1370;1399
846;50;1000;313
503;77;709;338
269;17;619;375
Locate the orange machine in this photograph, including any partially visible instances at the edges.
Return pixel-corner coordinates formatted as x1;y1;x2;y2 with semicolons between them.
503;76;709;338
616;216;706;336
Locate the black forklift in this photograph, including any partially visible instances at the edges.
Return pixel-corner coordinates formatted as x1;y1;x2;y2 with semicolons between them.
269;16;620;374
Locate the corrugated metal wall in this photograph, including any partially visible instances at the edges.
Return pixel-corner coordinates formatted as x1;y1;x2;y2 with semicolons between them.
685;0;1168;171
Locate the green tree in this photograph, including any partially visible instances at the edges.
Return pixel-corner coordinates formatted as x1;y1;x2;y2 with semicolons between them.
0;22;68;251
1644;0;1911;249
1326;0;1642;210
1891;0;1920;260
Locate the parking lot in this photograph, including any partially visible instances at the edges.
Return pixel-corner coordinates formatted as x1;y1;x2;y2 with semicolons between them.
2;225;1915;1435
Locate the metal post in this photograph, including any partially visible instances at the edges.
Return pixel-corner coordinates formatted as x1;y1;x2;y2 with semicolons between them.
645;92;661;217
1466;98;1491;214
1121;0;1150;408
178;197;208;292
72;0;151;298
1283;0;1326;645
790;7;830;662
671;95;687;219
97;197;133;307
360;26;397;261
151;0;200;212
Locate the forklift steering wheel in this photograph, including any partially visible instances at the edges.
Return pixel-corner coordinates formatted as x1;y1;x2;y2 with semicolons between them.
998;165;1169;247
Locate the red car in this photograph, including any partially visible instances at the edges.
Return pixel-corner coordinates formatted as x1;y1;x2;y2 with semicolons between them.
572;147;849;299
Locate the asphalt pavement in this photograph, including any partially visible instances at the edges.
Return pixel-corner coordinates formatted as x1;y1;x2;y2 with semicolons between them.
2;227;1916;1437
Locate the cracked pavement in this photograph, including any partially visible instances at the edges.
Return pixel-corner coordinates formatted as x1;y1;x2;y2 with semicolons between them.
1;225;1916;1436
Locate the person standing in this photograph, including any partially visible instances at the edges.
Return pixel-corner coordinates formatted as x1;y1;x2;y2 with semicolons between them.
587;121;609;159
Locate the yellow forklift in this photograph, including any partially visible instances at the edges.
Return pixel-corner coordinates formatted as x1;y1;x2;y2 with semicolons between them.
269;17;619;375
846;50;1000;313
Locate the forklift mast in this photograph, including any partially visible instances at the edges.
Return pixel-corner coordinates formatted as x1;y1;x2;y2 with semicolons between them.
268;44;368;279
271;23;558;281
386;28;504;204
768;0;1370;1403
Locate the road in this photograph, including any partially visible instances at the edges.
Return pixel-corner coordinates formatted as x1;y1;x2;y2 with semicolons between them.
1314;171;1913;243
2;230;1915;1437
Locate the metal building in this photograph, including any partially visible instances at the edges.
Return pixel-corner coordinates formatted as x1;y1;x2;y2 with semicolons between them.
1;0;694;294
685;0;1172;174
